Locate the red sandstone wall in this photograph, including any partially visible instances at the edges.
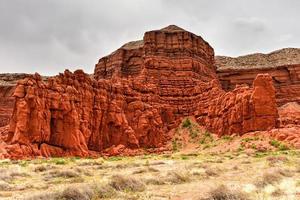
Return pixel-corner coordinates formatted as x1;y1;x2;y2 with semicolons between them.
1;26;280;158
0;85;15;127
216;48;300;106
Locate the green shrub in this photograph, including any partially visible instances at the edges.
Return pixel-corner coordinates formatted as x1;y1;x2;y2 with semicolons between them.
107;156;122;161
189;130;198;139
221;135;233;141
270;140;281;148
172;140;178;152
203;144;211;149
269;140;290;151
50;158;67;165
237;146;244;152
199;131;213;144
242;136;260;143
182;118;192;128
278;144;289;151
181;155;188;160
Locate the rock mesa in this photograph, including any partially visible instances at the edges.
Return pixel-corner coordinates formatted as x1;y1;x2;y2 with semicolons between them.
1;25;296;159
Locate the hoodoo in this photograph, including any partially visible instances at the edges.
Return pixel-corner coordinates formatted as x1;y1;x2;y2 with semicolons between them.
0;25;299;159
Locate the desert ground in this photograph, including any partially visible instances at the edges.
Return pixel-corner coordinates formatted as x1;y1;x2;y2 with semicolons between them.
0;147;299;200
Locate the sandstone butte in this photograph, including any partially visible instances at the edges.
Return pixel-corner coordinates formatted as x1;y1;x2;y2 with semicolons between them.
0;25;299;159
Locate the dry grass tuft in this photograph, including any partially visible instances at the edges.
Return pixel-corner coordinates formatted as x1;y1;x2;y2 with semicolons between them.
33;165;48;172
24;192;59;200
95;184;117;198
271;188;284;197
74;167;93;176
232;165;239;170
166;171;191;184
147;161;165;166
132;166;159;174
148;167;160;172
200;185;250;200
25;185;94;200
255;168;289;187
144;177;166;185
116;162;140;169
267;156;288;163
109;174;145;192
115;163;129;169
192;171;208;180
261;172;282;185
0;181;11;191
0;168;29;183
241;160;251;164
275;168;294;177
10;170;30;178
0;169;13;182
48;169;80;178
205;167;220;177
77;160;103;166
132;168;147;174
61;185;94;200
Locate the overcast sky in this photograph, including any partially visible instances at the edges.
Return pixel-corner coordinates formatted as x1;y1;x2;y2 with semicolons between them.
0;0;299;75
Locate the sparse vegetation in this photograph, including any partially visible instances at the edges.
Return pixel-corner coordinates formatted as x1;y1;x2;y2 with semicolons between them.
242;137;260;142
269;140;290;151
255;169;285;187
189;129;199;139
24;192;60;200
172;139;179;152
199;131;214;144
47;169;80;179
200;185;250;200
205;167;220;177
1;150;299;199
61;185;93;200
166;170;191;184
0;181;11;191
221;135;233;141
107;156;123;161
33;165;48;172
109;174;145;192
51;158;68;165
237;145;244;152
144;177;166;185
271;188;284;197
182;118;192;128
95;184;117;198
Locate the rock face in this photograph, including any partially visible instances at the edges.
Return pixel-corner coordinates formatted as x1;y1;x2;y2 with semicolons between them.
0;25;293;159
0;85;15;127
0;74;35;127
204;74;278;136
216;48;300;106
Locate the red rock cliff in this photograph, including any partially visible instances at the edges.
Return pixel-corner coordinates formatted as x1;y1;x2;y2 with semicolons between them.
216;48;300;106
2;25;279;158
0;74;36;127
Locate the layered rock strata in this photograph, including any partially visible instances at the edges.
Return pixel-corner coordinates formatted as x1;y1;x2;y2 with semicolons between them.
0;74;35;127
0;26;281;158
216;48;300;106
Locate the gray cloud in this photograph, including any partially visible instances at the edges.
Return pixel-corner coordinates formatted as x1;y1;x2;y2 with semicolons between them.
0;0;299;75
234;18;267;32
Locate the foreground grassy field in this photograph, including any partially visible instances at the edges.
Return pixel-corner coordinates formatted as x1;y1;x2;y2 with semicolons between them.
0;150;299;200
